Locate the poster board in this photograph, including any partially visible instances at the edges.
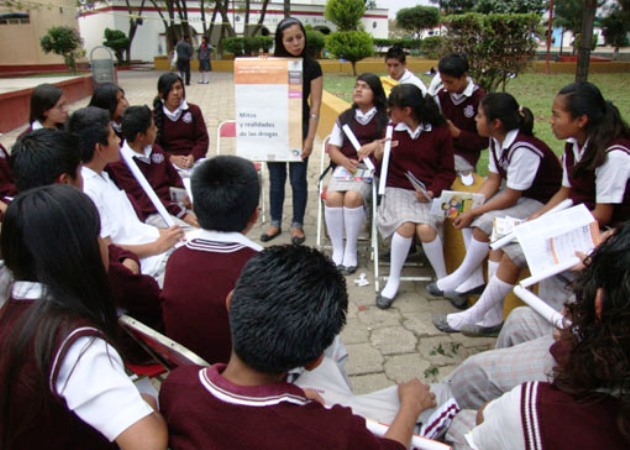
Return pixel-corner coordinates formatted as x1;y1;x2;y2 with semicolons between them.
234;57;303;162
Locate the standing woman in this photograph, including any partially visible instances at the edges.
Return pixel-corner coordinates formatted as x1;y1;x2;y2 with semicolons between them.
0;185;167;449
260;17;323;244
19;83;68;138
153;72;209;171
197;36;212;85
89;82;129;141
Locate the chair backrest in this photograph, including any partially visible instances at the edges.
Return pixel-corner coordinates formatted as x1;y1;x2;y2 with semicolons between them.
119;315;210;369
319;134;332;176
216;120;237;155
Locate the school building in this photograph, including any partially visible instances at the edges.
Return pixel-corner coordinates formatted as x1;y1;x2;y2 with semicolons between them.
77;0;390;63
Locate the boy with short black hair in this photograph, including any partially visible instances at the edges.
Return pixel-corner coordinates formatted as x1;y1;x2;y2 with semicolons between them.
11;129;82;191
384;46;427;95
10;127;163;329
67;106;183;280
161;155;261;364
107;105;198;228
160;245;435;450
436;53;488;173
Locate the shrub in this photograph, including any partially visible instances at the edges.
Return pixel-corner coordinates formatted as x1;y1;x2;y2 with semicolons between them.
223;36;273;56
324;0;366;31
103;28;129;64
40;26;83;73
306;29;326;58
325;31;373;75
421;36;444;59
442;13;539;92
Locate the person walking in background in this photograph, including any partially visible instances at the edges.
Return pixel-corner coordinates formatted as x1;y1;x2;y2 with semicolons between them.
175;36;192;86
197;36;212;85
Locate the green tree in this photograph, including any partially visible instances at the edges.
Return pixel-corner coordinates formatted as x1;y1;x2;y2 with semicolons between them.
103;28;129;65
325;31;373;75
442;13;539;92
601;1;630;59
305;27;327;58
475;0;546;15
396;6;440;37
429;0;476;15
554;0;584;54
325;0;366;31
40;26;83;73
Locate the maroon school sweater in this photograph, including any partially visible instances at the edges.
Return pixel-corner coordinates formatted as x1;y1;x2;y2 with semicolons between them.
437;85;489;169
564;138;630;226
107;143;186;220
520;381;627;450
0;143;16;199
161;238;258;364
155;103;209;160
336;108;387;160
0;302;116;449
160;364;405;450
108;244;163;331
490;132;562;204
380;123;456;197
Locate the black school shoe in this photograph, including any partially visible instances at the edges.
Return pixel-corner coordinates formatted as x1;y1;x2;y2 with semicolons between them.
375;293;396;309
260;228;282;242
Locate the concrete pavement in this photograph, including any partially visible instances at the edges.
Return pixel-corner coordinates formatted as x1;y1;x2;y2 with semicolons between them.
0;69;496;394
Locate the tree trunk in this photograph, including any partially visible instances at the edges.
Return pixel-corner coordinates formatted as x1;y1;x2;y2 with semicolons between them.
283;0;290;18
124;0;147;63
576;0;597;82
250;0;271;36
244;0;251;36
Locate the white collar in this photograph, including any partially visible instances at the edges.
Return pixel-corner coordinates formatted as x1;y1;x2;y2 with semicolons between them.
31;120;44;131
122;141;153;163
493;129;519;152
568;137;589;162
450;77;475;102
394;122;432;140
12;281;44;300
111;120;122;134
163;100;189;122
187;229;263;252
354;107;377;125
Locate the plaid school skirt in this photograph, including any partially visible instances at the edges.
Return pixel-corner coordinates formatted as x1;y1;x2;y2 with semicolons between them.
377;187;437;238
471;196;543;236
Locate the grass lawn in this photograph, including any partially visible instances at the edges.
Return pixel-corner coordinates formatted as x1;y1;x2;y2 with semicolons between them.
323;72;630;176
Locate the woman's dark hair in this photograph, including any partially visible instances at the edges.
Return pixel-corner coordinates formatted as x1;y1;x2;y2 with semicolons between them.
29;84;63;125
339;73;388;135
0;185;116;445
88;83;125;122
388;83;445;127
153;72;186;146
557;81;630;176
554;221;630;441
273;17;307;58
480;92;534;136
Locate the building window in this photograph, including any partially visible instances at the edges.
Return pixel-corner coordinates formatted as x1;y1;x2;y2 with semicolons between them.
0;12;30;25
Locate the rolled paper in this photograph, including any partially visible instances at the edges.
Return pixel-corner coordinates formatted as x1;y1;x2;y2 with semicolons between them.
377;124;394;196
121;149;175;228
342;124;375;172
513;285;568;329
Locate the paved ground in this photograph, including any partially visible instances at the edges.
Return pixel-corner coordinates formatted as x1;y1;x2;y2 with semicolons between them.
0;70;496;394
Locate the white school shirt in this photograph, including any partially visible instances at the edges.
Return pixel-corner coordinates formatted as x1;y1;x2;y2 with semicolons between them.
329;107;378;147
487;129;542;191
12;281;153;442
389;69;428;96
394;121;432;140
561;138;630;204
465;384;526;450
81;166;164;276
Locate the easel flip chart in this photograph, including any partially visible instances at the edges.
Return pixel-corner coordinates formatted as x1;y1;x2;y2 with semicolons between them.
234;57;303;162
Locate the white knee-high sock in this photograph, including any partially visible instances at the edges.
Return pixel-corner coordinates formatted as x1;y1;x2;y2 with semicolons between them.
325;206;344;265
437;238;489;292
342;206;364;268
446;275;513;330
422;235;447;279
381;233;412;299
487;260;499;282
461;227;473;250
